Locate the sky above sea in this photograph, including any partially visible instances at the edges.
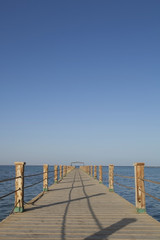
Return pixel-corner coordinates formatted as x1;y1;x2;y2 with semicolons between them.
0;1;160;166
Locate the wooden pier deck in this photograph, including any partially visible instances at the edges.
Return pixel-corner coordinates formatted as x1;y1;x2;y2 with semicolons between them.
0;168;160;240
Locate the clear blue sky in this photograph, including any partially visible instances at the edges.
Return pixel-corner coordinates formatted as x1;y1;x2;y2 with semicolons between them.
0;0;160;166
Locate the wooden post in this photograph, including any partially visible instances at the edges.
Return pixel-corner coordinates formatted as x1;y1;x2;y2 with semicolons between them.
64;165;67;176
67;166;72;174
91;166;93;177
89;166;90;175
14;162;25;213
99;165;103;183
43;164;48;191
94;165;97;179
57;165;59;182
54;165;58;183
60;165;62;180
87;166;89;175
109;164;114;192
134;163;146;213
63;165;65;176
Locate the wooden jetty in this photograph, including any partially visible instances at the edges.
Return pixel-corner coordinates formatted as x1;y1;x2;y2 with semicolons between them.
0;167;160;240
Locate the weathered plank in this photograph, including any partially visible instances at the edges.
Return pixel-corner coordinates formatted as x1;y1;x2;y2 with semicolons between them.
0;168;160;240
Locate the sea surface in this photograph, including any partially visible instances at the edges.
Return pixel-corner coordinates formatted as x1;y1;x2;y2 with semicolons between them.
0;165;160;223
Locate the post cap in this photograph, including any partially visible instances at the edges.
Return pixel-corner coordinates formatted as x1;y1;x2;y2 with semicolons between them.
14;162;26;165
134;163;145;166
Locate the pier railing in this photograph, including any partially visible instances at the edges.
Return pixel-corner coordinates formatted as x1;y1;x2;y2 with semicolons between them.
0;163;75;213
81;163;160;214
0;163;159;215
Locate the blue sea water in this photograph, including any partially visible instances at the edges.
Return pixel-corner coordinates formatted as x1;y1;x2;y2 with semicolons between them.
0;165;160;223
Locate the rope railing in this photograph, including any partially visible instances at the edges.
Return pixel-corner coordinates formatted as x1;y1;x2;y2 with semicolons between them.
0;163;159;218
0;188;20;200
139;177;160;185
0;169;57;184
114;181;135;190
139;188;160;202
24;168;61;188
24;175;54;189
0;163;72;214
10;199;20;215
79;164;160;216
0;176;21;183
48;176;53;180
24;169;58;178
24;172;44;178
24;178;45;189
48;170;56;173
112;163;160;213
113;172;135;192
136;177;160;204
114;174;134;179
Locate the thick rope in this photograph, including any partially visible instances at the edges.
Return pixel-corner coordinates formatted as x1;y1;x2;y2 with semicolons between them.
139;177;160;185
0;176;21;183
24;178;45;189
0;188;20;200
114;174;134;179
114;181;135;190
139;188;160;202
